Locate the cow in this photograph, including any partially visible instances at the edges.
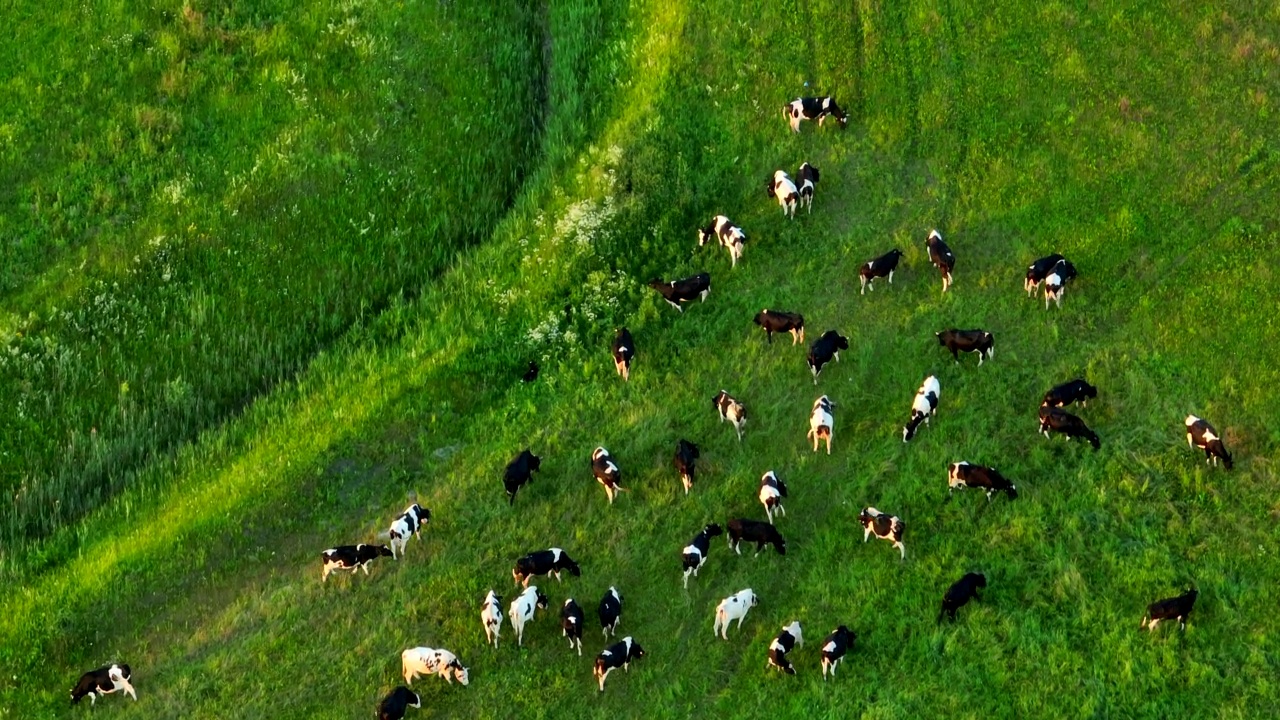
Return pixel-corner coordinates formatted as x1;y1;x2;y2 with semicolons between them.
503;449;541;506
712;390;747;441
859;248;903;294
480;590;503;648
783;96;849;133
674;439;700;495
510;585;550;646
513;548;582;588
858;507;905;560
767;170;800;218
938;573;987;623
767;621;804;675
522;360;540;382
1038;405;1100;450
682;523;724;588
698;215;746;267
1043;258;1078;309
599;586;623;638
808;395;835;454
1141;588;1198;632
401;647;470;686
1042;379;1098;408
926;229;955;292
610;327;635;381
593;637;645;692
753;309;805;345
947;462;1018;501
1025;253;1065;296
807;330;849;384
820;626;855;680
387;503;430;559
797;162;820;213
1186;415;1233;469
648;273;711;312
713;588;759;639
321;544;393;582
592;446;629;504
903;375;940;443
726;518;787;556
561;598;585;655
935;329;994;365
377;687;421;720
70;664;135;706
758;471;789;524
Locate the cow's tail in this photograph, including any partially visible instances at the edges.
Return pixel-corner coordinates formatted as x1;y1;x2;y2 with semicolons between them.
376;530;392;541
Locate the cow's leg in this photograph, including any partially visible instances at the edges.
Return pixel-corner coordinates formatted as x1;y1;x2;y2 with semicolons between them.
863;528;871;542
1148;618;1159;632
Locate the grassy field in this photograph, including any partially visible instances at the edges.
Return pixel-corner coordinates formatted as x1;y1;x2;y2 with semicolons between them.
4;0;1280;718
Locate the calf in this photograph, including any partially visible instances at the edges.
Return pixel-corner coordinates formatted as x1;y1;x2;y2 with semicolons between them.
938;572;987;622
767;621;804;675
753;309;805;345
611;327;635;381
648;273;711;312
503;449;541;506
1038;405;1100;450
713;588;759;639
902;375;940;443
592;446;629;504
808;394;835;454
1141;588;1198;632
1186;415;1233;469
935;328;994;365
674;438;700;495
1024;253;1065;296
712;390;747;441
682;523;724;588
321;543;393;582
510;585;550;646
378;687;421;720
858;507;905;560
859;248;903;294
480;590;504;648
513;547;582;587
797;162;820;213
561;598;585;655
783;96;849;132
599;586;623;638
1044;258;1077;309
698;215;746;267
726;518;787;556
401;647;470;686
926;229;955;292
767;170;800;218
807;330;849;384
1043;379;1097;408
758;471;789;524
70;664;135;706
820;626;855;680
947;462;1017;501
593;637;646;692
387;503;430;559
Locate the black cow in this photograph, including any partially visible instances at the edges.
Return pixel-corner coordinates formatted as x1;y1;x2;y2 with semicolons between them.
797;162;820;213
753;309;805;345
1043;379;1098;408
599;586;623;638
926;229;955;292
513;548;581;588
1142;588;1198;632
377;687;421;720
767;621;804;675
70;664;135;706
1186;415;1233;469
611;327;635;381
698;215;746;267
522;360;539;382
594;637;645;691
648;273;711;312
947;462;1017;501
561;598;585;655
1025;253;1065;296
321;544;393;582
592;446;629;504
859;248;903;294
858;507;905;560
503;449;542;506
682;523;723;588
1044;258;1078;309
784;96;849;132
938;573;987;623
820;626;855;680
1039;406;1100;449
935;329;994;365
807;330;849;384
726;518;787;556
674;439;700;495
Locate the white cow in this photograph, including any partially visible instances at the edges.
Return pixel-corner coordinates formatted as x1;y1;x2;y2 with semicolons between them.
807;395;835;454
387;503;429;559
510;585;549;646
480;590;503;648
713;589;759;640
401;647;470;686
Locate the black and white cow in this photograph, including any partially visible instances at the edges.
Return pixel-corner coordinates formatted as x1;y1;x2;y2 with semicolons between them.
503;449;541;506
522;360;539;382
377;687;421;720
783;96;849;132
70;664;135;706
648;273;711;312
808;394;835;454
1044;258;1077;309
674;438;700;495
387;503;430;559
1186;415;1233;469
1025;253;1065;296
753;309;805;345
592;446;629;504
510;585;550;646
513;548;582;587
480;590;503;648
926;229;955;293
766;170;800;218
947;462;1017;501
797;162;820;213
401;647;470;686
938;573;987;623
713;588;759;639
698;215;746;267
1038;405;1100;450
682;523;723;588
561;598;585;655
902;375;940;443
858;507;905;560
726;518;787;556
767;621;804;675
321;544;393;582
594;637;645;692
1142;588;1198;632
1043;379;1098;408
759;471;789;524
712;390;747;441
611;327;635;381
935;329;994;365
599;586;623;638
859;248;903;294
820;626;855;680
807;330;849;384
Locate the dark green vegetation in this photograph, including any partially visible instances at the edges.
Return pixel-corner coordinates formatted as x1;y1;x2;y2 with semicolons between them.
4;1;1279;717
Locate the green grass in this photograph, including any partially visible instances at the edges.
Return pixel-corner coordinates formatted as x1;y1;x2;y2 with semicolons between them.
4;0;1280;718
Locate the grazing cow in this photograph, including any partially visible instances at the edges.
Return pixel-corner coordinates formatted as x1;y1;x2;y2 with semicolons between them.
713;588;759;639
1043;379;1098;408
935;329;994;365
592;446;629;504
807;330;849;384
70;664;135;706
401;647;470;686
726;518;787;556
1142;588;1198;632
510;585;550;646
1038;405;1100;450
1024;253;1065;296
480;590;504;648
820;626;855;680
938;573;987;623
387;503;430;560
926;229;955;292
808;395;835;454
599;586;623;638
674;439;700;494
902;375;940;443
647;273;711;312
377;687;421;720
561;598;586;655
767;621;804;675
859;248;903;294
758;471;789;524
611;327;635;381
797;162;820;213
753;309;805;345
682;523;724;588
947;462;1018;501
783;96;849;132
766;170;800;218
593;637;646;692
522;360;539;382
513;548;582;587
698;215;747;267
858;507;905;560
1186;415;1233;469
321;544;393;582
712;390;747;441
503;449;541;506
1044;258;1078;309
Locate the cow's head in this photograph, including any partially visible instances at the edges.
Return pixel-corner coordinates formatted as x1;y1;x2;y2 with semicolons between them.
526;451;542;472
451;662;470;686
376;545;393;558
703;523;723;537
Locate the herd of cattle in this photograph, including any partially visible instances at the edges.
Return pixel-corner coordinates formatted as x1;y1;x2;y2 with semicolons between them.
69;95;1233;717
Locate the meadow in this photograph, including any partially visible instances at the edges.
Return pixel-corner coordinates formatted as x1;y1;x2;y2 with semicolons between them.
3;1;1280;718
